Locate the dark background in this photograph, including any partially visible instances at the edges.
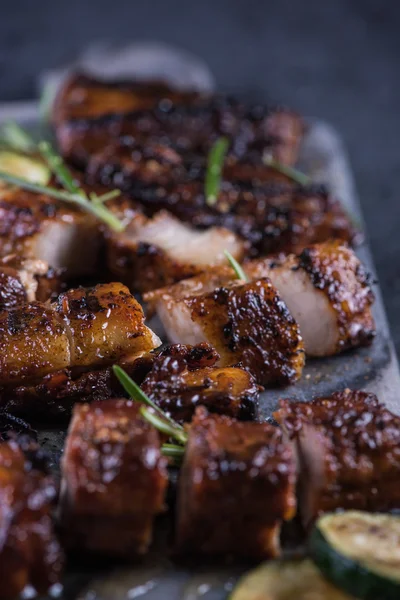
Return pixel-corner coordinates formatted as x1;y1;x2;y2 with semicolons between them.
1;0;400;354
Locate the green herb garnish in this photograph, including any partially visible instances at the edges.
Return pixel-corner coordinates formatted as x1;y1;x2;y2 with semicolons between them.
0;122;124;232
112;365;188;446
224;250;248;282
263;154;312;187
205;136;229;206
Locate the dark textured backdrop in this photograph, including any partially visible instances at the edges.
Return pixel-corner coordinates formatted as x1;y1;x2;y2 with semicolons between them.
1;0;400;354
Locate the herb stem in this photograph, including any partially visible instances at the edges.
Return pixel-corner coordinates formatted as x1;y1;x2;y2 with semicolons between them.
224;250;248;282
263;155;312;187
205;137;229;206
140;407;187;445
38;141;82;195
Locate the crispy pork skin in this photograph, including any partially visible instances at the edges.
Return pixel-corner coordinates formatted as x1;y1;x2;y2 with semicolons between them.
0;439;63;598
0;187;101;278
106;209;248;292
0;283;160;387
274;390;400;527
141;350;259;423
245;241;375;356
60;399;168;557
0;255;61;310
176;408;297;560
145;272;305;386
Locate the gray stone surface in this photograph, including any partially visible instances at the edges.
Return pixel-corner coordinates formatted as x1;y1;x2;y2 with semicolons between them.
1;0;400;355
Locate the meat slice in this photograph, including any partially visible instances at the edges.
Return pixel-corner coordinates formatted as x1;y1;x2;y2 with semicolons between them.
0;438;63;599
0;255;61;311
106;209;248;292
141;349;259;423
245;241;375;356
274;389;400;527
60;399;168;557
176;408;297;559
53;74;303;169
145;271;305;386
0;283;160;387
0;187;102;278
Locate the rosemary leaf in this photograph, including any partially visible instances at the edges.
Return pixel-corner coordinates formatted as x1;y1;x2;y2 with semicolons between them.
140;407;187;446
224;250;248;282
38;141;82;195
112;365;187;441
205;136;229;206
0;121;36;154
263;155;312;187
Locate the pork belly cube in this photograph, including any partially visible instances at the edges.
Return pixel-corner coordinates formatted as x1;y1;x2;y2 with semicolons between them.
0;302;71;386
0;439;63;599
141;349;259;423
60;399;168;557
245;241;375;356
0;255;61;310
0;187;101;278
145;272;305;386
54;282;161;367
106;209;247;293
176;409;297;560
274;389;400;527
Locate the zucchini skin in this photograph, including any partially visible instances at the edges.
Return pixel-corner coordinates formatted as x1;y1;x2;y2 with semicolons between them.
309;525;400;600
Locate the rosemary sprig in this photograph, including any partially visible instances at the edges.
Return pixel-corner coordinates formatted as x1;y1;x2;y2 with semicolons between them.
112;365;188;445
0;122;125;232
161;442;186;458
0;171;124;232
205;136;229;206
224;250;248;282
263;154;312;187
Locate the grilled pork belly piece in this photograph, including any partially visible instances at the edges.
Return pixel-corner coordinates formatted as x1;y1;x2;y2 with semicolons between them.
0;282;160;387
53;74;303;168
145;270;305;386
245;241;375;356
0;439;63;599
90;144;355;256
0;255;61;310
274;389;400;527
141;350;259;423
60;399;168;557
0;187;102;278
106;209;248;292
176;408;296;559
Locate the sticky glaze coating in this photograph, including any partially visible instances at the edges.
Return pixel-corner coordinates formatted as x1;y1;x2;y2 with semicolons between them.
52;74;304;169
245;241;376;356
176;408;297;560
60;399;168;557
0;255;61;311
0;187;102;278
0;282;160;387
0;439;63;599
141;351;259;423
275;389;400;526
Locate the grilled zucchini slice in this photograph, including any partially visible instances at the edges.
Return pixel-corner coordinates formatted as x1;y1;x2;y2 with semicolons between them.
0;151;50;184
310;511;400;600
229;559;355;599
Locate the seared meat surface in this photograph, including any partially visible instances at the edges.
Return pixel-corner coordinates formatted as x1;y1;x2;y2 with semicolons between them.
141;349;259;423
0;255;61;310
0;187;101;278
60;399;168;557
245;241;375;356
0;282;160;387
275;389;400;527
106;208;248;293
0;438;63;599
145;270;305;386
53;74;304;169
176;408;296;559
